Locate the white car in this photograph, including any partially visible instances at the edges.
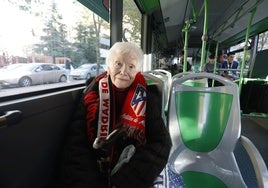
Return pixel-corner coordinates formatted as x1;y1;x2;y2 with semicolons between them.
70;63;105;80
0;63;67;87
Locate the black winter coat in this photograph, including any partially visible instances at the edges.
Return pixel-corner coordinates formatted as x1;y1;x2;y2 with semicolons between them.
60;75;172;188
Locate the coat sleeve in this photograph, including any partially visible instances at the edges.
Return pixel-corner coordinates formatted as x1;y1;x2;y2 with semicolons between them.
111;87;172;188
59;95;108;188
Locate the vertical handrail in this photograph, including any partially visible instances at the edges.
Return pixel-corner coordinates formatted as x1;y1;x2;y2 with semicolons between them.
213;42;219;74
212;41;220;87
238;8;256;94
183;21;190;72
183;0;200;73
200;0;208;70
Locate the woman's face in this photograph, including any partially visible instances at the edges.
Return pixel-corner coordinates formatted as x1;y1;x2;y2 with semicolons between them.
107;52;139;89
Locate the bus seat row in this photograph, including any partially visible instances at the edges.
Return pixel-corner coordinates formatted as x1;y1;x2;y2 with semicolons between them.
147;71;268;188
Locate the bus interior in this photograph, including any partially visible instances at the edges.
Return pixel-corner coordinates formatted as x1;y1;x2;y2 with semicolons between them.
0;0;267;187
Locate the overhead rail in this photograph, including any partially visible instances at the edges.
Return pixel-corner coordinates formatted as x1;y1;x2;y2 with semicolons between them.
212;0;263;42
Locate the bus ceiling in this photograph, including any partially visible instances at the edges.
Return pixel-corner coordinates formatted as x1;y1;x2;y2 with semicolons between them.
78;0;268;54
136;0;268;54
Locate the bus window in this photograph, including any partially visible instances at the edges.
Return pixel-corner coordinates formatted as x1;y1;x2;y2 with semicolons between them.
0;0;109;99
122;0;142;45
258;30;268;51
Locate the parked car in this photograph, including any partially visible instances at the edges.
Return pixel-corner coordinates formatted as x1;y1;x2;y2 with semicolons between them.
0;63;67;87
70;63;105;80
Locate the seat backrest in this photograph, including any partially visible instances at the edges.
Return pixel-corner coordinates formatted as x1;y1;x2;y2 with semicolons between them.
154;69;172;90
172;72;208;87
154;69;172;111
142;72;166;123
145;70;170;109
167;72;246;188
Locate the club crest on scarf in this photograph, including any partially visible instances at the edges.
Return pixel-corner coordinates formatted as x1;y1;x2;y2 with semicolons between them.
131;84;146;117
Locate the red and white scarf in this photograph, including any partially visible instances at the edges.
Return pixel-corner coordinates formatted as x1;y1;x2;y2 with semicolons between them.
98;72;147;144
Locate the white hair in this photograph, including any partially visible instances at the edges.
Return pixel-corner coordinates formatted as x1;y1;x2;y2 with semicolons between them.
106;42;144;71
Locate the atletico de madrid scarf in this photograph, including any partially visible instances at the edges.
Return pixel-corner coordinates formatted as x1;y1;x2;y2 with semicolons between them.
98;72;147;145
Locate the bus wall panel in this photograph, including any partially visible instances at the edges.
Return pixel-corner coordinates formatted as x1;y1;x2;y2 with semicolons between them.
0;88;84;188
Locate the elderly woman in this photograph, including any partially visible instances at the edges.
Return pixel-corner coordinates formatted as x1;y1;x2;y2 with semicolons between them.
61;42;172;188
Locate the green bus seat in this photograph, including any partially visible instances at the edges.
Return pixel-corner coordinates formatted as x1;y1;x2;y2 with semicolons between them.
165;72;268;188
